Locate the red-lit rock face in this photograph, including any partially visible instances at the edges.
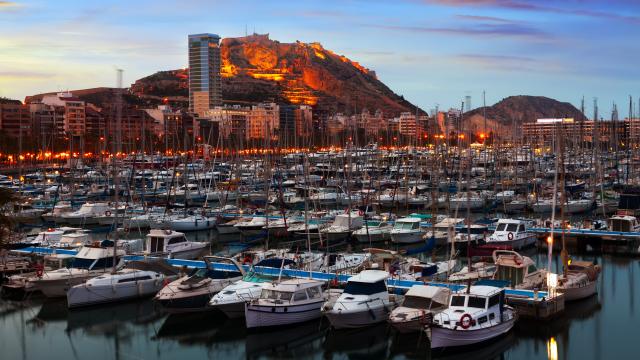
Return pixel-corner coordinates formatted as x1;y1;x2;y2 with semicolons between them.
132;34;417;115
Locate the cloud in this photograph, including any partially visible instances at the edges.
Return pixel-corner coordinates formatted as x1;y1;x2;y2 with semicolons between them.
365;21;550;40
452;53;564;72
455;14;513;23
0;71;55;80
423;0;640;24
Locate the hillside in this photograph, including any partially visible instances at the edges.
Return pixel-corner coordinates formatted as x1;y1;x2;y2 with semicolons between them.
464;95;586;133
130;33;418;115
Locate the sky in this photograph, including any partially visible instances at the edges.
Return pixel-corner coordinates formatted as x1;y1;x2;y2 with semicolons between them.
1;0;639;116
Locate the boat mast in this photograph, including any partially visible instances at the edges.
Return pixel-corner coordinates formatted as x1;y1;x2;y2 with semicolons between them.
112;68;123;274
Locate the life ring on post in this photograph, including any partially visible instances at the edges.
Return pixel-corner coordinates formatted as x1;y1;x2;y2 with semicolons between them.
507;232;514;241
459;313;473;329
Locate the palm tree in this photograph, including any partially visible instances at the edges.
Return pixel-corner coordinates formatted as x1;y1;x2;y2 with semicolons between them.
0;187;18;249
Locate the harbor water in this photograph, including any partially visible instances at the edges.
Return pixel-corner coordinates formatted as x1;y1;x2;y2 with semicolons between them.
1;244;637;360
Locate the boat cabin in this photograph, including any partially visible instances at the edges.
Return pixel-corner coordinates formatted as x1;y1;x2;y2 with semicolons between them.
433;285;505;330
258;279;324;305
608;214;640;232
145;229;189;254
393;217;421;230
492;250;545;289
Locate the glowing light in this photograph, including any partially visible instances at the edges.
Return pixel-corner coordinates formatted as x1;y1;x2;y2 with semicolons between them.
547;337;558;360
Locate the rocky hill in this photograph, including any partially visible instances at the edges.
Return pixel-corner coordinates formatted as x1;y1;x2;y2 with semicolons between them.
130;33;418;115
464;95;586;133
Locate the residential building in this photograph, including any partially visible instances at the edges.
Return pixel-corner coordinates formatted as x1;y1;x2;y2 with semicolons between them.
188;33;222;116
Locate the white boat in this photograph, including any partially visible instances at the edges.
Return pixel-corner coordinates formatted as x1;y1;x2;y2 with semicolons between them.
323;270;395;329
532;198;593;214
320;252;370;273
320;212;364;242
145;229;208;259
234;216;267;237
263;217;303;237
495;190;515;203
430;218;465;246
28;243;125;298
216;218;246;235
245;278;325;329
353;220;393;243
430;285;518;349
60;202;111;225
164;213;217;231
209;272;274;318
557;260;601;301
492;250;546;290
448;262;497;283
29;227;82;246
449;193;485;211
389;285;450;333
66;260;179;308
485;219;537;250
41;202;73;223
608;213;640;232
390;217;425;244
155;256;244;313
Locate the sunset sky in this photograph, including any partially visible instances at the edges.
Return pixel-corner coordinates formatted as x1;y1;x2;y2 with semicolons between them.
1;0;639;115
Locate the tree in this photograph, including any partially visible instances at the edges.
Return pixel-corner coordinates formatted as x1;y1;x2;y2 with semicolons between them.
0;188;19;249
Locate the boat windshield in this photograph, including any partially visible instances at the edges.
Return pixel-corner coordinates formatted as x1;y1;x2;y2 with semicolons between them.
467;296;487;309
402;295;432;309
450;295;466;307
496;223;507;231
396;222;417;230
261;289;293;301
344;280;387;295
505;224;518;232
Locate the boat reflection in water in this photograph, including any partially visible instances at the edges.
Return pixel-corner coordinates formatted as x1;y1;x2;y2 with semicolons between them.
323;322;390;358
66;299;164;333
245;320;327;359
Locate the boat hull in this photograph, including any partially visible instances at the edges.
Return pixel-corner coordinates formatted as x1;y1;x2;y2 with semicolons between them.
391;232;423;244
67;278;163;308
324;305;389;329
430;313;516;349
32;274;95;298
558;280;597;302
245;300;323;328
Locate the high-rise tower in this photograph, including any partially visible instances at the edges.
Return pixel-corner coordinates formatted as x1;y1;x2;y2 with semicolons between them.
188;33;222;116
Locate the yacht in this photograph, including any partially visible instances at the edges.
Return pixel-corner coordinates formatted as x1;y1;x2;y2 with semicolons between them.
352;220;393;243
28;242;125;298
320;212;364;242
323;270;395;329
155;256;244;313
492;250;546;289
209;272;275;318
41;202;73;223
430;285;518;349
67;260;180;308
389;285;450;333
485;219;537;250
60;202;111;225
145;229;208;260
263;216;304;237
28;227;82;246
234;216;267;237
430;218;465;246
245;278;325;329
164;213;217;231
390;217;424;244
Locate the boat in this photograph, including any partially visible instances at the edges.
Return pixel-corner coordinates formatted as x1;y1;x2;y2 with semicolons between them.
388;285;450;333
320;212;364;242
485;219;537;250
155;256;244;312
144;229;208;259
448;262;497;282
323;269;395;329
492;250;546;290
59;202;111;225
263;216;303;237
390;217;425;244
164;213;217;231
245;278;325;329
430;285;518;350
557;260;601;301
27;241;125;298
234;216;267;237
608;212;640;232
208;271;276;318
352;220;393;243
66;260;180;308
28;226;82;246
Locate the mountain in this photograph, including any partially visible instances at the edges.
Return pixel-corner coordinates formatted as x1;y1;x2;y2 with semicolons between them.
130;33;418;115
464;95;587;133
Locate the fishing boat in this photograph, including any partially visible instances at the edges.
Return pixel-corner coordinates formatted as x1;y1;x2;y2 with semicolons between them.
66;260;180;308
557;260;601;301
485;219;537;250
144;229;208;259
390;217;425;244
492;250;546;290
430;285;517;350
323;270;395;329
155;256;244;313
245;278;325;328
389;285;450;333
28;242;125;298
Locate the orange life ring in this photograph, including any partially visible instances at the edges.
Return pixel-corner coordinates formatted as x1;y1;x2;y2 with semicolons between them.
507;232;514;241
459;313;473;329
331;277;339;287
514;256;523;265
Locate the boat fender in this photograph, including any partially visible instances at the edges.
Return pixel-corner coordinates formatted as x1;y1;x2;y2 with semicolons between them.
459;313;473;329
507;232;514;241
35;263;44;278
